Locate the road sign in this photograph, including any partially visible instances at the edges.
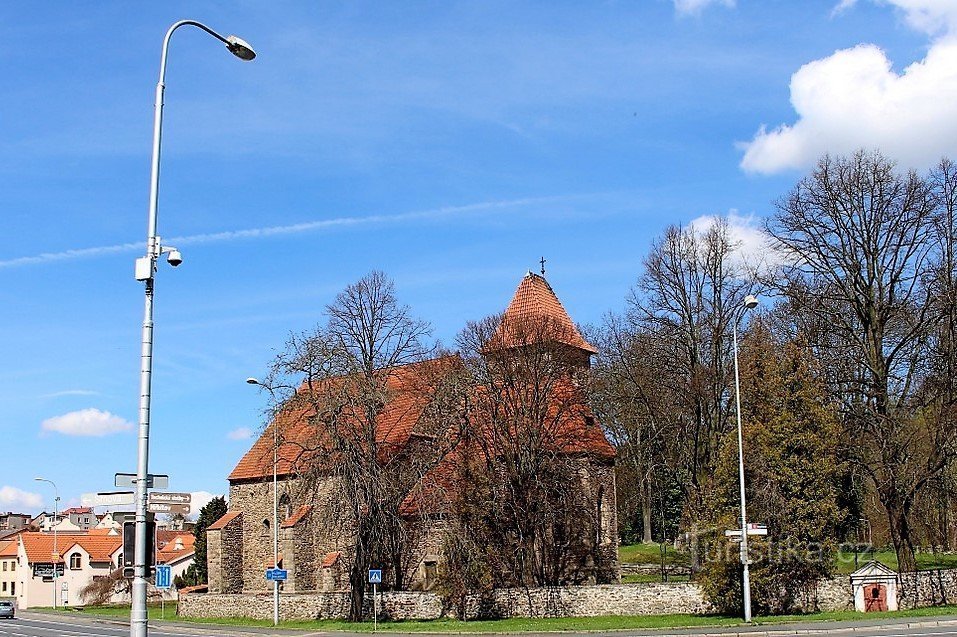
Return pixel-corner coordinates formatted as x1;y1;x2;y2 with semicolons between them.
747;523;768;536
82;491;135;507
148;492;191;504
368;569;382;584
155;564;172;589
265;568;288;581
115;473;169;489
147;502;191;515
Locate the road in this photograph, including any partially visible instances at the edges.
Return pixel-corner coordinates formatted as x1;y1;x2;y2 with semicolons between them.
1;612;956;637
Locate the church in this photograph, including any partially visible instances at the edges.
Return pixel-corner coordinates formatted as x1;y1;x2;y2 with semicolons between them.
206;272;619;594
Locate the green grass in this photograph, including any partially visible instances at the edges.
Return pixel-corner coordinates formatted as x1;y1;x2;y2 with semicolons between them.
36;603;957;632
834;548;957;574
618;543;690;566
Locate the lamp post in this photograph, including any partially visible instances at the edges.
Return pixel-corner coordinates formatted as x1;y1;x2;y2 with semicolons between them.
732;294;758;622
34;477;60;609
247;377;279;626
131;21;255;637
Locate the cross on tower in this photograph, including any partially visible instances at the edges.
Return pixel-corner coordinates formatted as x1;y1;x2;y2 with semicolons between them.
540;256;546;277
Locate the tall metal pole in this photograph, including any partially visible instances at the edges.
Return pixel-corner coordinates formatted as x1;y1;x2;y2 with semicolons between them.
732;320;751;622
34;478;59;609
132;22;255;637
274;421;279;626
732;294;757;622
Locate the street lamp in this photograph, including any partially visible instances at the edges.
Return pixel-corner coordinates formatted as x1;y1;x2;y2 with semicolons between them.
131;20;255;637
732;294;758;622
34;477;60;609
247;377;279;626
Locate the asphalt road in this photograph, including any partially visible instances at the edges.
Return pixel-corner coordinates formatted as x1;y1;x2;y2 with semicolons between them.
1;612;957;637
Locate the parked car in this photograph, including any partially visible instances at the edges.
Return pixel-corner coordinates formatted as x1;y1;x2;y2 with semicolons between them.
0;600;14;619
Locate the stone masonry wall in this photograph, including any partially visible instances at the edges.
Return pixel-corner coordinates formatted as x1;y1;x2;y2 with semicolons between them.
900;569;957;608
180;582;710;621
207;514;244;594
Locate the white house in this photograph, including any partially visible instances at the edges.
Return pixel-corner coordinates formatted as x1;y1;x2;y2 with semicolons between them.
16;531;123;609
156;532;195;600
850;561;899;612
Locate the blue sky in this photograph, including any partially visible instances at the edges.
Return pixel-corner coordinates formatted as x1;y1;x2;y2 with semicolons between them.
2;0;955;516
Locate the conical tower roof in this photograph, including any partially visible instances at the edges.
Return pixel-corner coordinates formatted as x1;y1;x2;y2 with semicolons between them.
493;272;597;355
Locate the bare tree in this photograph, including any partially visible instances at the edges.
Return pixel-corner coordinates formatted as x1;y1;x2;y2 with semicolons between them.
628;218;758;528
449;311;615;589
769;151;957;571
265;271;460;620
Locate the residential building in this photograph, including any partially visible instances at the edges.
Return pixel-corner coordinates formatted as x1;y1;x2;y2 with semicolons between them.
0;539;17;598
61;507;96;530
0;512;32;531
156;532;195;600
16;532;123;609
207;273;618;595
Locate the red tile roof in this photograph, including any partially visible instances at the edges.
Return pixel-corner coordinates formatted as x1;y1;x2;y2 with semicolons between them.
0;539;17;558
156;534;195;564
228;357;457;482
20;532;121;563
321;551;341;568
492;272;597;354
207;511;241;531
61;507;93;516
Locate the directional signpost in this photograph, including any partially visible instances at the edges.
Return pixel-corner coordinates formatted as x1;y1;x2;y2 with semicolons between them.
81;491;135;507
725;523;768;544
147;492;191;515
369;569;382;630
115;473;169;489
265;568;288;581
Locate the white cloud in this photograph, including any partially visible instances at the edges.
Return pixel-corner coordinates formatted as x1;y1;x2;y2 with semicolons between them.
741;1;957;174
41;408;133;437
0;195;569;269
188;491;220;520
227;427;254;441
0;486;44;510
674;0;735;16
688;211;786;272
41;389;99;399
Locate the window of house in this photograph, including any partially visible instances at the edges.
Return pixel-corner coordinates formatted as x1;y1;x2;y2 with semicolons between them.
2;562;6;571
70;553;82;570
2;582;6;592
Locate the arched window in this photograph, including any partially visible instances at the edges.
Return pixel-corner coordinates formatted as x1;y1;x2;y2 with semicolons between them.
70;553;82;570
596;486;605;546
262;518;270;531
279;493;292;520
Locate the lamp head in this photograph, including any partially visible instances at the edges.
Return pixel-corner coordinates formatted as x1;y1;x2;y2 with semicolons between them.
225;35;256;61
743;294;759;310
246;377;261;385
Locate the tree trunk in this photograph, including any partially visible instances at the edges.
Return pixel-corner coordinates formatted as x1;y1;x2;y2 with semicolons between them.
642;478;654;544
884;491;918;572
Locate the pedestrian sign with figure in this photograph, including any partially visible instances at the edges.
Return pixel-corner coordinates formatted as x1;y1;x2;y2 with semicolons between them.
368;569;382;584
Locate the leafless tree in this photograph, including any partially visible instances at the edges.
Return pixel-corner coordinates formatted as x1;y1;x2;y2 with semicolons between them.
448;312;614;590
264;271;462;620
769;151;957;571
627;218;759;527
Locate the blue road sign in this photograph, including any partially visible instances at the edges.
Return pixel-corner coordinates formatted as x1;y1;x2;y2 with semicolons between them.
265;568;288;581
368;569;382;584
155;564;172;589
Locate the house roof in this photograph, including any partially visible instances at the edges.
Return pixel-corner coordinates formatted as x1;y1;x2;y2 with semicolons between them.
20;532;121;564
62;507;93;516
850;560;899;581
0;539;17;558
156;533;195;564
208;511;242;531
321;551;341;568
492;272;597;354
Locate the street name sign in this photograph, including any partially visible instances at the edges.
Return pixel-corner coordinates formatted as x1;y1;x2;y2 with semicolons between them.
148;492;191;504
82;491;135;507
147;502;190;515
115;473;169;489
368;569;382;584
265;568;288;581
155;564;172;589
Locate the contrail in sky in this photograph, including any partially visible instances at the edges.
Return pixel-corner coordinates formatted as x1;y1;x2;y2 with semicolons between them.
0;196;563;269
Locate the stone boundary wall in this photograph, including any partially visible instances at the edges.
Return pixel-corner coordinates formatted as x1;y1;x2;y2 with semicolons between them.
179;569;957;621
900;570;957;608
179;583;709;621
